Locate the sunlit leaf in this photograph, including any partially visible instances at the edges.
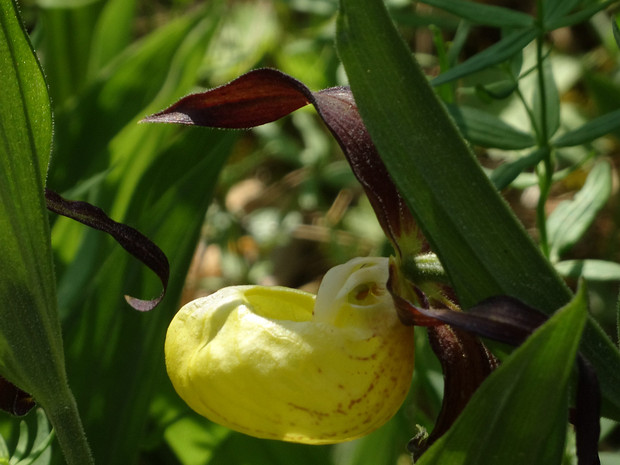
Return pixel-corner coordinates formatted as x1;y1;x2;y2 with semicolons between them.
547;161;612;263
555;259;620;282
0;0;59;399
1;2;94;463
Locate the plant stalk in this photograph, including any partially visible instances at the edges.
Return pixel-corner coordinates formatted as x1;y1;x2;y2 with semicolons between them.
42;390;94;465
534;0;553;258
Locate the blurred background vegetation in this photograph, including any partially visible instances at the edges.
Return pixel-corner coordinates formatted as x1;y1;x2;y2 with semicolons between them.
2;0;620;463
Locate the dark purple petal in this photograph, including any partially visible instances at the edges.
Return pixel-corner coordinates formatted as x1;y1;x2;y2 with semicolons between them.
143;68;422;255
419;325;498;455
310;87;420;254
45;189;169;311
0;376;34;416
141;69;312;128
575;355;601;465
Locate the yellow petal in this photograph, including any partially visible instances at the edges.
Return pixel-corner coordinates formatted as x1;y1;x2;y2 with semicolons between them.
165;257;414;444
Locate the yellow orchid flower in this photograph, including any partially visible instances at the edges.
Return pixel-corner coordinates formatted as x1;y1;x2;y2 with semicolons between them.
165;256;415;444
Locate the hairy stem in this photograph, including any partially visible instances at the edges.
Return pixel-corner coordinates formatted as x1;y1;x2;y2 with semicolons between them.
43;390;94;465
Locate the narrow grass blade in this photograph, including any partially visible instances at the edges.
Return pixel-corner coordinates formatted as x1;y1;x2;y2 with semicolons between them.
447;104;536;149
556;259;620;282
542;0;581;24
490;149;545;190
546;0;618;30
431;29;537;86
553;107;620;147
418;0;534;28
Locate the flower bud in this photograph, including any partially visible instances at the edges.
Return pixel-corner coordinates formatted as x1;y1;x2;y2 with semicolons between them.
165;257;414;444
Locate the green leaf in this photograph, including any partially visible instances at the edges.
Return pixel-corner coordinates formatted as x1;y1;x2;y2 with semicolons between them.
12;422;28;463
545;0;619;30
87;0;137;77
0;0;57;400
547;161;612;263
431;29;536;86
614;14;620;50
17;409;54;465
446;104;536;149
555;260;620;282
541;0;581;24
552;108;620;147
336;0;620;421
36;2;101;105
490;149;545;190
49;7;216;192
48;7;234;461
415;286;588;465
0;1;93;463
532;53;560;140
0;433;8;461
417;0;534;28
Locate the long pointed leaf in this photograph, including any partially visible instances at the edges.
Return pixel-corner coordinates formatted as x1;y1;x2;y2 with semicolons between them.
447;104;536;150
1;1;94;463
553;107;620;147
0;0;58;396
431;29;537;86
418;0;534;28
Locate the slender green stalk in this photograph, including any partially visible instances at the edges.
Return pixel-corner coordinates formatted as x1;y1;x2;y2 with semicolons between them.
534;0;554;258
42;390;94;465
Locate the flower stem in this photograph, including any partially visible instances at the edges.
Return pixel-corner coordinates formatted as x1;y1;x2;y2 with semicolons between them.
42;390;94;465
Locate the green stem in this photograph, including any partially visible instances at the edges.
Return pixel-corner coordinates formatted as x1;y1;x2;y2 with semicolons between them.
535;153;552;258
43;390;94;465
535;0;553;258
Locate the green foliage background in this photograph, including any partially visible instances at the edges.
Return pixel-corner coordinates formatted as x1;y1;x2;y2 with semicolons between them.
1;0;620;464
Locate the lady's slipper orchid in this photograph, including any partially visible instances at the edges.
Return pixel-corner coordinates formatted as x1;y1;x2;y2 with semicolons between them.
151;69;600;461
165;257;414;444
